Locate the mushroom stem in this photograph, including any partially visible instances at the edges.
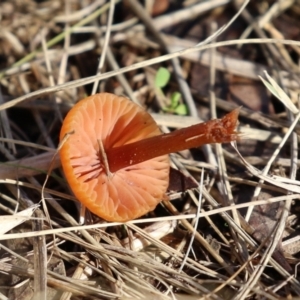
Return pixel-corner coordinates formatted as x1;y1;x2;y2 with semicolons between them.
106;108;240;173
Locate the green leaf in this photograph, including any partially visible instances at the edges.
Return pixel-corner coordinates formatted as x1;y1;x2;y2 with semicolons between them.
175;104;188;115
171;92;181;108
162;106;171;113
155;67;170;88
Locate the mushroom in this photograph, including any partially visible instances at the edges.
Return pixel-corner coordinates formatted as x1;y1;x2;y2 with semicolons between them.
59;93;239;222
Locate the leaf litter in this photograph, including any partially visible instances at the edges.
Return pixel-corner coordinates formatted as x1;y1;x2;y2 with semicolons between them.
1;0;300;299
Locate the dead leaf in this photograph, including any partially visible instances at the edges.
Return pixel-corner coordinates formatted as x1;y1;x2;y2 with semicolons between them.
228;75;274;114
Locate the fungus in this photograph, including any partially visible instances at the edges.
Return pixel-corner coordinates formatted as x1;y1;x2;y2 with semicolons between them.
59;93;239;222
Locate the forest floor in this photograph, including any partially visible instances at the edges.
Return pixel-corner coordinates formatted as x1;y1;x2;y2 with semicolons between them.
1;0;300;299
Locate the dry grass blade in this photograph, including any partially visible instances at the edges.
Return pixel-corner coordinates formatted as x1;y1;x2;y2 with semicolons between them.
2;38;300;111
0;205;39;235
32;209;47;300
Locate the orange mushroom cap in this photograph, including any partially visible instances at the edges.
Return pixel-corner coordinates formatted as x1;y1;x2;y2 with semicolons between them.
59;93;170;222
